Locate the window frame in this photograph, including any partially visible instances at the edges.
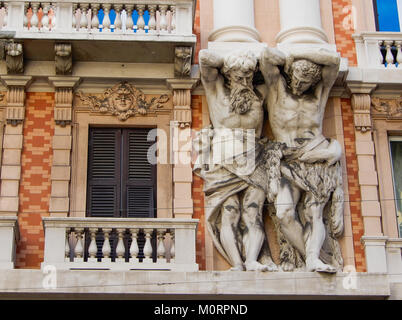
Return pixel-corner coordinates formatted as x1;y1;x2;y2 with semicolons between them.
389;136;402;237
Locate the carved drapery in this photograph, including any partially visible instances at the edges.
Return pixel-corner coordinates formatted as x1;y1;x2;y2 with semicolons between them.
77;82;169;121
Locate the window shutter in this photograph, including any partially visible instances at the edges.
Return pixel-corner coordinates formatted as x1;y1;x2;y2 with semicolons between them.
122;129;156;218
87;128;121;217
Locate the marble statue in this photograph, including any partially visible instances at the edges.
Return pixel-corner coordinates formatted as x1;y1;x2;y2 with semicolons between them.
259;46;344;273
194;49;280;272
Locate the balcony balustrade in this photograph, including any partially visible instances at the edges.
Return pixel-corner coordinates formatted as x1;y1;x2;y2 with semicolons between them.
354;32;402;69
42;217;199;271
0;1;195;40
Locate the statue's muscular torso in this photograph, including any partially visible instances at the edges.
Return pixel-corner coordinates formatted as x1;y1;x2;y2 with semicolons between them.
266;77;326;148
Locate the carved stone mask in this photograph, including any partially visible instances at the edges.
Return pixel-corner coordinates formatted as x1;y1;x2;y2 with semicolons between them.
55;44;72;57
6;43;23;57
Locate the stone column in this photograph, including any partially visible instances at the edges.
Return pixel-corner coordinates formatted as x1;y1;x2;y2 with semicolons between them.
348;83;387;273
276;0;328;45
209;0;260;43
48;77;80;217
167;79;198;219
0;76;32;216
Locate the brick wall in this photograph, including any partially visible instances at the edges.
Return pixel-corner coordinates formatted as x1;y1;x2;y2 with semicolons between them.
191;95;206;270
332;0;358;66
340;99;366;272
16;92;54;268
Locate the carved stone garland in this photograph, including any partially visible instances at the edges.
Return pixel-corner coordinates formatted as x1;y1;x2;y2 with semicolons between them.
77;82;169;121
371;97;402;119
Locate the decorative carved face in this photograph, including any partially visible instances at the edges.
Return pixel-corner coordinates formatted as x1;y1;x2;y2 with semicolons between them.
226;69;260;114
110;84;134;112
289;59;322;96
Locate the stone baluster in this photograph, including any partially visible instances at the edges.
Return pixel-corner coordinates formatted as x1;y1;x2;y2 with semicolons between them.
48;3;56;31
65;228;71;262
159;5;168;32
79;4;89;31
37;4;43;30
30;3;39;31
116;229;126;262
157;229;167;263
166;7;172;33
72;4;77;29
395;41;402;67
74;5;81;31
41;3;50;31
102;228;112;262
91;4;100;31
0;5;6;30
74;228;84;262
384;41;395;68
86;7;92;30
170;6;176;33
156;7;160;33
148;5;156;34
143;229;153;263
102;4;111;32
136;5;145;33
170;230;175;263
25;3;32;30
120;7;127;33
88;228;98;262
114;4;123;32
125;5;134;33
129;228;139;263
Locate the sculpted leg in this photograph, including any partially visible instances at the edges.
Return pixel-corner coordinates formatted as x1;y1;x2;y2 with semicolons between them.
242;187;277;272
220;195;244;271
305;203;337;273
275;179;305;265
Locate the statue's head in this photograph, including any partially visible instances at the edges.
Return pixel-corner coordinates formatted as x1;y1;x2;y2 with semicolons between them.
221;51;260;114
289;59;322;96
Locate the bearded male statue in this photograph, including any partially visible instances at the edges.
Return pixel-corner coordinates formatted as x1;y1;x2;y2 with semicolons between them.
194;49;281;272
259;46;345;273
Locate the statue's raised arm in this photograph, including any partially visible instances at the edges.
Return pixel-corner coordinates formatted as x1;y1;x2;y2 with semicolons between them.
199;49;224;90
259;46;286;86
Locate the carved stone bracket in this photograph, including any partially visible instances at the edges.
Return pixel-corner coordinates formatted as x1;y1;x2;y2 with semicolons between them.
167;78;199;128
371;97;402;119
0;76;32;126
174;47;193;78
76;82;169;121
55;43;73;75
351;94;372;132
49;77;81;126
348;83;377;132
5;41;24;75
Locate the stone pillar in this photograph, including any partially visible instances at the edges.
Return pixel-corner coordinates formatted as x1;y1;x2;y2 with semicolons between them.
0;216;19;269
209;0;259;43
167;79;198;219
48;77;80;217
348;83;386;273
276;0;328;45
0;76;32;216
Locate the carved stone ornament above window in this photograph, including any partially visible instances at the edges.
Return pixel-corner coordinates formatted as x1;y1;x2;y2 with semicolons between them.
76;82;169;121
371;97;402;119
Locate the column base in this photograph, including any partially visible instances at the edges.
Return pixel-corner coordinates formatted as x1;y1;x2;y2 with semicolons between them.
276;26;328;45
209;25;260;43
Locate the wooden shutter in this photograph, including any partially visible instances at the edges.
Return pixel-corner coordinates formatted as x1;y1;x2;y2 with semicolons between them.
122;129;156;218
87;128;121;217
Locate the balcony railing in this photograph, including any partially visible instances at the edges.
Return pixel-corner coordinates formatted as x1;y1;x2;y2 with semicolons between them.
0;1;195;39
353;32;402;69
42;217;199;271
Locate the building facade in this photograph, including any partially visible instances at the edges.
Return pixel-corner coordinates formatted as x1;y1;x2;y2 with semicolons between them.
0;0;400;299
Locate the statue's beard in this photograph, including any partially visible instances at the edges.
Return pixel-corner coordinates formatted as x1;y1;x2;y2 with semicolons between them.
229;86;260;114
